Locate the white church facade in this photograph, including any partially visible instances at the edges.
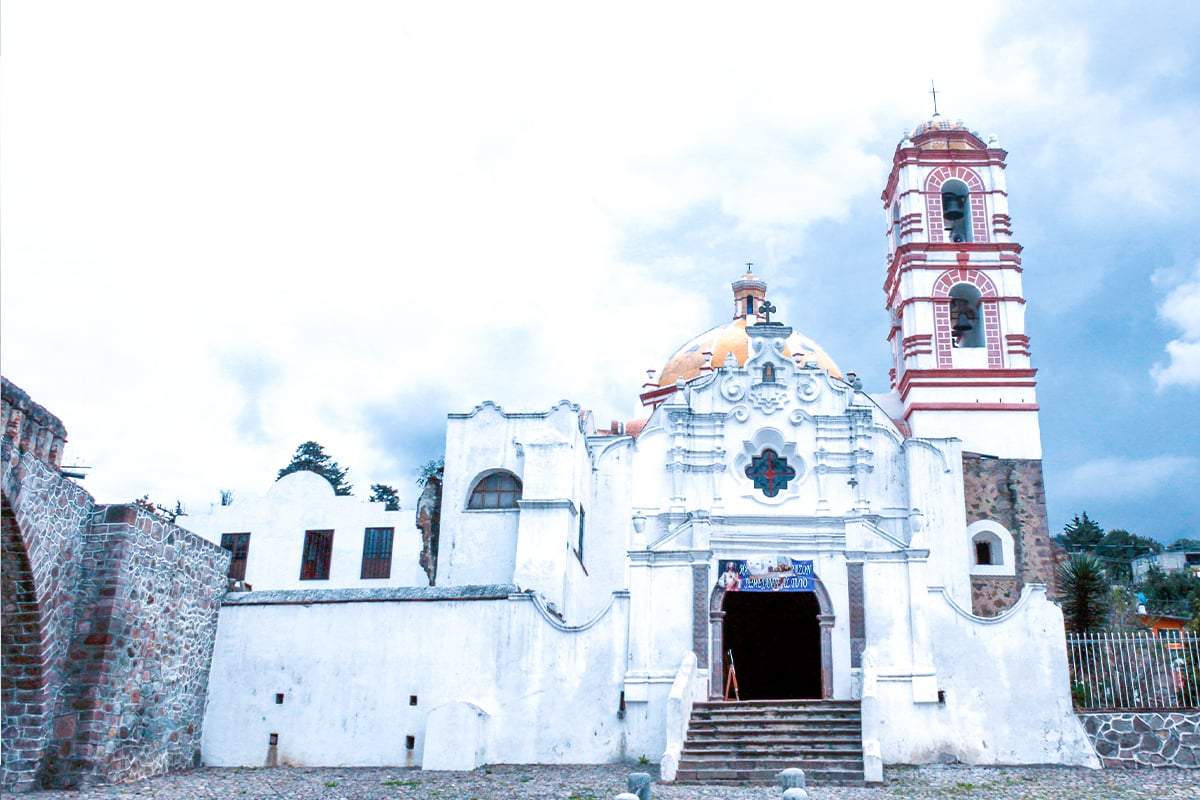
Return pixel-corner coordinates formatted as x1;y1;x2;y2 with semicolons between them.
186;115;1099;781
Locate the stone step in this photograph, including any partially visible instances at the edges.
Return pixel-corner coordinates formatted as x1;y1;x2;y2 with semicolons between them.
689;714;861;725
696;705;864;710
682;745;863;757
690;712;862;721
677;756;864;771
674;767;865;786
687;723;862;736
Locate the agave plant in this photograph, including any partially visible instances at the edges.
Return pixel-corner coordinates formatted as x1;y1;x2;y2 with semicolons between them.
1059;554;1112;632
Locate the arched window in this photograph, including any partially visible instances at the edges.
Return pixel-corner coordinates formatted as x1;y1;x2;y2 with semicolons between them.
940;179;972;243
467;471;523;509
974;533;1000;566
761;363;776;383
967;520;1016;577
948;283;985;349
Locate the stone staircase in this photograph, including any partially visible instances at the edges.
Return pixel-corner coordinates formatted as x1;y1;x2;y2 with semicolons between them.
674;700;864;785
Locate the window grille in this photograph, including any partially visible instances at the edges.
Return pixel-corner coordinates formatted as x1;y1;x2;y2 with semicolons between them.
300;530;334;580
220;532;251;580
468;472;522;509
361;527;394;579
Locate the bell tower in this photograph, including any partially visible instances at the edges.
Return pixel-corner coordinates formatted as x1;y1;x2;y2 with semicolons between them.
881;114;1040;459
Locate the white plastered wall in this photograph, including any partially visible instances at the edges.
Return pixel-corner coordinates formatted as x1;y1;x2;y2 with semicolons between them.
184;470;423;590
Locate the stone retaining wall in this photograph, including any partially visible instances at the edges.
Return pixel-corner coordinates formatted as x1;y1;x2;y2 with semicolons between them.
2;376;230;791
1079;711;1200;768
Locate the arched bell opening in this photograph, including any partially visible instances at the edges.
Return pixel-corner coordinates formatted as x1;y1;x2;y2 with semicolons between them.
940;179;973;243
709;574;834;700
948;283;985;348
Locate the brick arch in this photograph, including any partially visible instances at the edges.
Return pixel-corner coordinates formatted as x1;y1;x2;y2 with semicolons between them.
932;268;1004;368
933;268;997;299
1;491;50;790
923;166;990;244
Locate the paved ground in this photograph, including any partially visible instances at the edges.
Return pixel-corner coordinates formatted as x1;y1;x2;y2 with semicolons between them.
3;764;1199;799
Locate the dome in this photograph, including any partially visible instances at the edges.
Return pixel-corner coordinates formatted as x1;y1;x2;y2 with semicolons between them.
911;114;969;137
655;316;843;388
904;115;988;151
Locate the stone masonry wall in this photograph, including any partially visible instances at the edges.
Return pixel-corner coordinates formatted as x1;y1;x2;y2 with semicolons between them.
41;506;229;786
42;505;230;787
1080;711;1200;768
962;453;1058;616
1;376;230;791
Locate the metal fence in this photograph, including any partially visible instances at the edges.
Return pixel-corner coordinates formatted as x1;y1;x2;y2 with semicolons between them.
1066;631;1200;710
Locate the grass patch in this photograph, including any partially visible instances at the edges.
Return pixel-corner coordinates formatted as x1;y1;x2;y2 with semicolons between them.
383;779;422;788
324;780;339;788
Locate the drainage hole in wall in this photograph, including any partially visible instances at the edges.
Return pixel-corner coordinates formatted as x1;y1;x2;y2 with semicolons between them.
275;693;285;704
409;695;418;706
405;735;415;750
269;733;278;746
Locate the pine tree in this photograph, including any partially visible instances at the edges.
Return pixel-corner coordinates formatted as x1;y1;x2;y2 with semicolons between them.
277;441;352;496
1058;554;1111;632
369;483;400;511
1056;511;1105;552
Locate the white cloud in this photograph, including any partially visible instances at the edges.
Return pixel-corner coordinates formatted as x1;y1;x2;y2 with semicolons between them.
1059;456;1200;502
1151;262;1200;389
1;2;1196;511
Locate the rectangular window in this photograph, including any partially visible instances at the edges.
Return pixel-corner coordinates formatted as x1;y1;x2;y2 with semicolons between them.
361;527;394;579
300;530;334;580
220;533;251;580
577;507;585;563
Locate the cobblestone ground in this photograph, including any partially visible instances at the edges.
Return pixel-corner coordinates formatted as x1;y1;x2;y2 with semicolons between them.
3;764;1198;800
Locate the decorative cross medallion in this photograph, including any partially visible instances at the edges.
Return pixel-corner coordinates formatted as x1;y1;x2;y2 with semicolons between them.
745;448;796;497
758;300;777;322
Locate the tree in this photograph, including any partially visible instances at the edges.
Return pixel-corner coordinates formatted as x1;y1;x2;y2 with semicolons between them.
369;483;400;511
1094;528;1162;582
416;457;444;487
1138;566;1200;619
1056;511;1104;552
277;441;352;495
132;495;181;524
1169;539;1200;552
1058;554;1111;633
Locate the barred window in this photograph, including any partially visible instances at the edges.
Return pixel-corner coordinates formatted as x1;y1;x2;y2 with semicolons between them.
220;532;251;580
361;527;394;579
467;472;522;510
300;530;334;580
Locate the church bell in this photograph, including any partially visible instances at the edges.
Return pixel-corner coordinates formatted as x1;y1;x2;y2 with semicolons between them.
941;191;966;221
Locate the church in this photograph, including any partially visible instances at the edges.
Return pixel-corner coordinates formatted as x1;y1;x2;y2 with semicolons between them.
185;113;1099;783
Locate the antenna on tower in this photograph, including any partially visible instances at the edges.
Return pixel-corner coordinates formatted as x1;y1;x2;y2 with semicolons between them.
929;80;940;117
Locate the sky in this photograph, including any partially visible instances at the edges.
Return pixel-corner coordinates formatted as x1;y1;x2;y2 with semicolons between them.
3;1;1198;542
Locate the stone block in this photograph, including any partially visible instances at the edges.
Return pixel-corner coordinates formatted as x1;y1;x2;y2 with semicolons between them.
627;772;651;800
777;767;806;789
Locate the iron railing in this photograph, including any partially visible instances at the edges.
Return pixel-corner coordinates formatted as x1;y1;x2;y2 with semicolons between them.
1066;631;1200;710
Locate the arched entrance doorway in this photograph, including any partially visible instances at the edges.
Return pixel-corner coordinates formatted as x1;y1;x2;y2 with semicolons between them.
709;576;834;700
724;592;821;699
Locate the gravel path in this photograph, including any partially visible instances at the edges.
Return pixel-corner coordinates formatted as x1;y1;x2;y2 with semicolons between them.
3;763;1198;799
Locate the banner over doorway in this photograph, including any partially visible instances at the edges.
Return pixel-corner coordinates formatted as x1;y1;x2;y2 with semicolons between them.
717;556;815;592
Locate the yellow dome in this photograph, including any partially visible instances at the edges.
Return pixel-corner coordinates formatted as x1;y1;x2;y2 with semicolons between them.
657;317;843;387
